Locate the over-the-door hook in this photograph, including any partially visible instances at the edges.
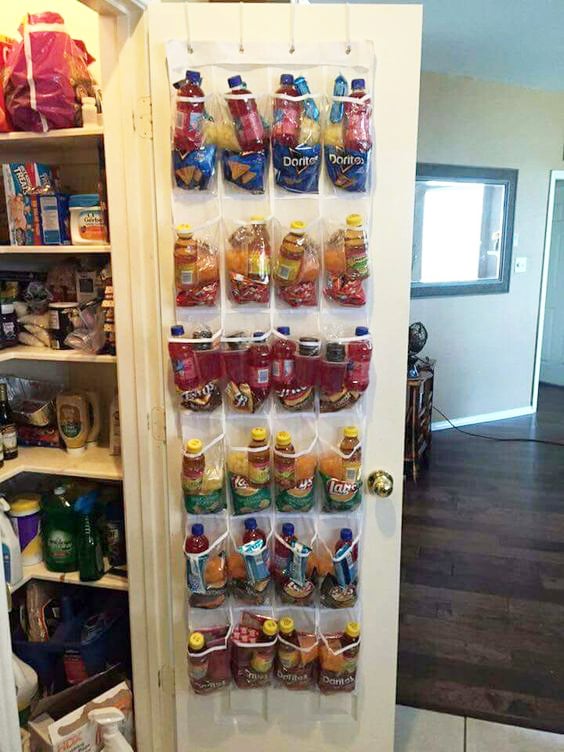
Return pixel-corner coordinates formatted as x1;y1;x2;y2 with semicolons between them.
289;0;297;54
345;1;352;54
239;2;245;53
184;2;194;55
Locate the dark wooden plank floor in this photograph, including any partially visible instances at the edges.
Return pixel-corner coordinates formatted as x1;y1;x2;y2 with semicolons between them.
397;384;564;733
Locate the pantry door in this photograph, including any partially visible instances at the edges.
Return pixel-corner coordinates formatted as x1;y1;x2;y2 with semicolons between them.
146;4;421;752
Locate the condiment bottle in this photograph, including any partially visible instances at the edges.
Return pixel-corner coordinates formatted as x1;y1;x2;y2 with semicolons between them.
274;431;296;489
275;221;307;285
271;327;296;387
344;214;369;279
346;326;372;392
174;225;199;291
340;427;362;483
248;427;270;487
183;439;205;495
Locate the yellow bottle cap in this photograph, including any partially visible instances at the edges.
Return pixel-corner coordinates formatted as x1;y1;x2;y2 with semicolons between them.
345;621;360;639
251;427;267;442
346;214;363;228
343;426;359;439
279;616;295;635
276;431;292;447
290;220;306;233
262;619;278;638
250;215;266;223
185;438;203;455
176;223;193;236
188;631;205;651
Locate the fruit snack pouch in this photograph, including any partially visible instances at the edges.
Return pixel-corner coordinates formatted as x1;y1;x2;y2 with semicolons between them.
231;612;278;689
273;426;317;513
324;214;370;307
318;619;361;694
221;331;271;414
219;75;269;194
275;612;318;691
272;516;317;607
273;220;320;308
225;217;272;305
168;323;222;412
184;518;228;609
188;616;232;694
172;69;217;191
272;74;321;193
318;426;363;513
324;75;372;193
174;221;220;308
226;426;272;515
317;516;360;608
228;515;273;605
182;431;225;515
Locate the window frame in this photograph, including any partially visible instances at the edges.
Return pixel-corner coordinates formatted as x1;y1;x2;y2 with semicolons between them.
411;163;518;298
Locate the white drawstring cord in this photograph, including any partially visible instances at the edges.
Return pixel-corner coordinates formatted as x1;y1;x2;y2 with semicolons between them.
289;0;296;54
345;1;352;54
184;2;193;55
239;2;245;53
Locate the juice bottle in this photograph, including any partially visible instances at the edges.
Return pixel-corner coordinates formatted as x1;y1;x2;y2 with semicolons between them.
346;326;372;392
168;325;199;392
185;523;209;555
226;75;265;152
188;631;208;683
272;74;301;148
295;337;320;387
247;427;270;487
250;619;278;674
342;621;361;659
242;517;267;545
271;327;296;388
344;78;372;153
247;217;271;284
174;225;199;291
275;221;306;285
247;332;271;403
182;438;205;495
344;214;369;279
273;522;295;576
320;342;346;395
294;75;320;122
274;431;295;489
335;527;358;561
340;427;362;483
277;616;300;671
174;70;205;153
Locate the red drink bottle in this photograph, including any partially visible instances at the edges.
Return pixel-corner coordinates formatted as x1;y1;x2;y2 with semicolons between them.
345;326;372;392
243;517;267;545
247;332;271;402
344;78;372;152
272;73;301;148
273;522;295;576
320;342;347;394
168;324;200;392
185;523;209;555
226;75;265;152
271;327;296;388
295;337;320;387
174;70;205;153
335;528;358;561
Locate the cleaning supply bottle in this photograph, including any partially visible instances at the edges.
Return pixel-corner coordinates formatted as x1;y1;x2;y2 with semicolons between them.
88;707;133;752
0;496;23;586
75;492;104;581
42;485;77;573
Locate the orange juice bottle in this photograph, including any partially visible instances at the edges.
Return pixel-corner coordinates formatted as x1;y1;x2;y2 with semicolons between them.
248;427;270;487
340;426;361;483
344;214;369;279
174;224;199;290
274;431;295;489
248;216;271;283
275;221;306;284
182;438;205;495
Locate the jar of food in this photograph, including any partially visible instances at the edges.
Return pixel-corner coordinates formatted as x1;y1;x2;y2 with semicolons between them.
69;194;108;245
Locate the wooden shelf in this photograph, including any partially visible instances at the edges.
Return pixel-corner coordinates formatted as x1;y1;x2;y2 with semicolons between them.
0;245;110;255
0;125;103;150
0;346;116;364
0;445;122;483
9;560;128;594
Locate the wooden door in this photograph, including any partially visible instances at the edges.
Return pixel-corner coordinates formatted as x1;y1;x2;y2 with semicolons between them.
541;177;564;386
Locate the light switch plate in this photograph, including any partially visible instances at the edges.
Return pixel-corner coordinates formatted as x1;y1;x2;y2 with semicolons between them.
515;257;527;273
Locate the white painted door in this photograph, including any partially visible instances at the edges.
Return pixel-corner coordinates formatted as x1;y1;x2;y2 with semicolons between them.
541;179;564;385
147;4;421;751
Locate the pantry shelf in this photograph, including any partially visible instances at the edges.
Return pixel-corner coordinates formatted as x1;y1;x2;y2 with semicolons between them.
8;560;128;594
0;124;103;151
0;244;111;255
0;446;122;483
0;346;117;364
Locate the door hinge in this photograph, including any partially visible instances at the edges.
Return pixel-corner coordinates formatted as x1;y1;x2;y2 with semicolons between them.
133;96;153;139
150;407;166;443
158;664;175;696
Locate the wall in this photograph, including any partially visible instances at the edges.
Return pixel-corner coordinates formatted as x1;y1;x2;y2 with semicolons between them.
412;72;564;423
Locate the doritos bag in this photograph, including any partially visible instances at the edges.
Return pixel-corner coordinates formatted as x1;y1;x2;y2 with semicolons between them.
4;12;96;132
0;36;15;132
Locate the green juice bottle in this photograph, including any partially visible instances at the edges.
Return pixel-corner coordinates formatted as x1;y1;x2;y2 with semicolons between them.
75;492;105;582
42;486;78;572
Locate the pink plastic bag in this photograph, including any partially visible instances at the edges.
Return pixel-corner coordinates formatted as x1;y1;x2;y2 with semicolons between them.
4;12;96;132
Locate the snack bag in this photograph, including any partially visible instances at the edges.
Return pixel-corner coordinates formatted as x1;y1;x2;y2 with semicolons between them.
227;429;272;515
318;623;360;694
0;36;15;132
274;433;317;513
228;516;272;605
318;523;360;609
182;435;225;514
188;625;232;694
275;616;318;690
220;76;268;194
319;428;363;513
172;70;217;191
324;75;372;192
273;221;320;308
168;325;222;412
185;524;228;609
4;13;96;132
272;521;317;606
174;223;219;307
226;218;271;305
221;332;271;414
231;613;278;688
272;74;321;193
324;214;370;307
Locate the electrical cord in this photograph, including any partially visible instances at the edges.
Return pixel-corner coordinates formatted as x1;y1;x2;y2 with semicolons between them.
432;405;564;448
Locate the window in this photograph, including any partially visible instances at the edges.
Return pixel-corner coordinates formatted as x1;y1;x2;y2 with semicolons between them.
411;164;518;297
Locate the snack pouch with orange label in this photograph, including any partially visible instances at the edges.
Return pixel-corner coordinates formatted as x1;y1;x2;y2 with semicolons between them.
275;450;317;513
319;450;362;513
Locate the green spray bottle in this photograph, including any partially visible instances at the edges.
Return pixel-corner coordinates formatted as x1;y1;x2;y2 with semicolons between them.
75;492;105;582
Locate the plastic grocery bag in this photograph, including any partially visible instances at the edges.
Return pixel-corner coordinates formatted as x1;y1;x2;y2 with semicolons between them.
4;13;96;132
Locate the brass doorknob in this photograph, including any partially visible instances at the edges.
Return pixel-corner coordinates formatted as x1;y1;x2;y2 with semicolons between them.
367;470;394;497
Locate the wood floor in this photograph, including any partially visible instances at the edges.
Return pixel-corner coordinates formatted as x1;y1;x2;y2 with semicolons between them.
397;384;564;734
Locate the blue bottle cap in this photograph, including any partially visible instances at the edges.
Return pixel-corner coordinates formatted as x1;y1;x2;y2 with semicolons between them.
228;74;243;89
186;70;202;85
282;523;295;537
351;78;366;90
280;74;294;85
170;325;185;337
253;331;265;338
277;326;290;336
340;528;353;542
192;523;204;536
245;517;257;530
355;326;369;336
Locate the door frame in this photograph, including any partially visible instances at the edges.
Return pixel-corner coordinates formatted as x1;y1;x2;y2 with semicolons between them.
532;169;564;409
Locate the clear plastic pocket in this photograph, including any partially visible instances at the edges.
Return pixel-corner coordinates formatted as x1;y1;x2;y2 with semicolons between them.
317;516;360;609
273;220;320;308
184;519;228;609
274;608;318;691
187;611;232;694
323;217;370;308
318;427;363;513
172;86;218;193
225;218;272;306
318;610;361;694
168;328;223;413
318;358;348;412
272;515;317;606
226;427;272;515
221;332;271;414
229;514;273;605
182;432;225;515
230;610;278;689
173;219;220;308
272;425;317;513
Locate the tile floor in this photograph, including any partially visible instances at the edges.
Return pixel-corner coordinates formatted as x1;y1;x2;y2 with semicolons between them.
395;706;564;752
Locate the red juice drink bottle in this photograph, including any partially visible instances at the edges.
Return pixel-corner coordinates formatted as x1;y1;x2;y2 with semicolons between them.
295;337;320;387
273;522;295;577
344;78;372;153
226;75;265;152
335;528;358;561
168;325;200;392
247;332;271;403
174;70;205;153
185;523;209;555
272;73;301;148
243;517;267;545
345;326;372;392
271;327;296;388
320;342;346;395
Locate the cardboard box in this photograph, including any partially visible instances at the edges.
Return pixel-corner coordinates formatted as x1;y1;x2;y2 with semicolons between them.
29;668;134;752
1;162;53;245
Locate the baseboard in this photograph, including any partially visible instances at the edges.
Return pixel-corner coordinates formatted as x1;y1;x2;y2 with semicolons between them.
432;405;535;432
